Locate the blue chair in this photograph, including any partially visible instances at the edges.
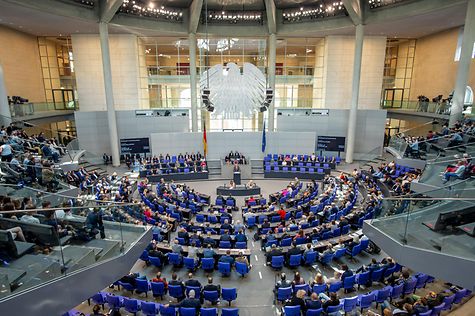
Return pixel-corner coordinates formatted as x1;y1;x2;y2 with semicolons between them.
346;244;361;259
277;287;292;303
221;308;239;316
135;279;150;297
222;288;237;306
118;281;135;293
151;281;166;299
186;286;202;299
359;293;374;313
370;268;384;284
442;294;455;311
149;256;162;268
357;271;370;289
453;289;468;304
343;296;358;314
294;284;309;295
312;284;327;295
235;262;250;277
327;281;342;294
359;238;370;252
200;307;218;316
124;298;140;315
343;275;356;292
159;305;176;316
306;308;323;316
271;255;284;270
218;262;231;277
319;252;334;265
280;238;292;247
431;303;445;316
169;284;185;301
414;273;429;290
199;257;214;271
326;304;342;315
235;241;247;249
168;253;183;267
304;251;317;265
375;286;392;307
203;290;220;304
220;241;232;249
246;216;256;228
417;311;431;316
333;248;346;260
284;306;301;316
141;301;158;316
140;249;150;261
106;294;123;310
390;283;404;301
226;199;235;207
289;254;302;268
88;292;106;309
184;257;199;271
341;225;350;235
179;307;196;316
403;278;417;295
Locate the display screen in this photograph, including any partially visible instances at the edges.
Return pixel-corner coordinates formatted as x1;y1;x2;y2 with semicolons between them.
120;138;150;154
316;136;346;152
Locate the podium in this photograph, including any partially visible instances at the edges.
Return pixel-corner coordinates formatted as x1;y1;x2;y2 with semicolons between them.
233;172;241;185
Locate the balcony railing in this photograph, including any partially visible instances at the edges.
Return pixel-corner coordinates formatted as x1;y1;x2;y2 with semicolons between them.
382;100;451;115
9;102;78;118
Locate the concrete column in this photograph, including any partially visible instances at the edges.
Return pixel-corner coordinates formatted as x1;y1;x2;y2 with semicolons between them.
268;33;276;131
346;24;364;163
189;33;198;132
0;63;12;126
99;22;120;166
450;0;475;126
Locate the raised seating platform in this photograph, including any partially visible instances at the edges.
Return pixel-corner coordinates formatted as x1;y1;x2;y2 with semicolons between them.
264;170;326;180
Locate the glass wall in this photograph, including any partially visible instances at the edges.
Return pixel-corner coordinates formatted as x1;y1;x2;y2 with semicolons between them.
38;37;78;110
275;38;325;108
381;39;416;108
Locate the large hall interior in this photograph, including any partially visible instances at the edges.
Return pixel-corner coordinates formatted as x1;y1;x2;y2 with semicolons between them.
0;0;474;315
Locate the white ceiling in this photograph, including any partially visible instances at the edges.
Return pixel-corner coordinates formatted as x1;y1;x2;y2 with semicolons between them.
0;0;468;38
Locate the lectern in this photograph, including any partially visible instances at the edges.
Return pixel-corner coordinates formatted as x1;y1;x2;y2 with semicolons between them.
233;171;241;185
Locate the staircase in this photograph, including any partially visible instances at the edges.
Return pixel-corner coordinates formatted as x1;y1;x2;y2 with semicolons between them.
250;159;264;179
207;159;222;180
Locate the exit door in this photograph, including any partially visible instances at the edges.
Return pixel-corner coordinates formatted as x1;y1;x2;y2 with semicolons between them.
52;89;77;110
382;88;404;108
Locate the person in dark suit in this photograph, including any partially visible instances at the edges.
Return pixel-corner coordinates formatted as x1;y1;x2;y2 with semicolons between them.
286;243;303;264
266;244;283;264
306;292;322;310
184;272;202;289
218;250;235;265
172;289;201;312
340;264;354;282
202;277;220;294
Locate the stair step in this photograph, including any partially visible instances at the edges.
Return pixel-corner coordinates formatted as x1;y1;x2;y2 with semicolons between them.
84;239;121;261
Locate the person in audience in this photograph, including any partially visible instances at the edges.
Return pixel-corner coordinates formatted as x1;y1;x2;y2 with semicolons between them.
218;249;234;265
91;304;106;316
235;250;250;267
168;273;185;299
305;292;322;310
320;292;340;311
20;206;40;224
151;271;168;290
285;289;307;313
266;244;283;264
202;277;220;297
442;160;466;183
292;271;305;286
286;243;303;265
171;239;183;254
86;208;105;239
184;272;202;289
171;289;201;312
203;232;216;248
274;273;292;295
340;264;353;282
309;273;325;287
203;244;216;259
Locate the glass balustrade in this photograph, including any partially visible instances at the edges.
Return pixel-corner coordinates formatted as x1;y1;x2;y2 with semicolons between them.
9;102;78;119
382;100;450;115
0;188;149;301
369;182;475;262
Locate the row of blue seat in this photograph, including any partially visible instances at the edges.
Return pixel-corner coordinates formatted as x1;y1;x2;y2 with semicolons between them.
89;291;239;316
141;252;251;277
281;286;471;316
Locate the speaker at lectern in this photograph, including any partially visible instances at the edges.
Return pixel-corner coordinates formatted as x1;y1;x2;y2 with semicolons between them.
233;164;241;185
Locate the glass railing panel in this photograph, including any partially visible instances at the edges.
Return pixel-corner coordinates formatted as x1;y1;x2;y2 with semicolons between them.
382;100;450;114
387;136;408;157
0;199;148;302
9;102;77;118
370;191;475;262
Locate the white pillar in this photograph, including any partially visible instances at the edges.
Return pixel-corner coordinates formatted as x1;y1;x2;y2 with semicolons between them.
0;63;12;126
99;22;120;167
450;0;475;126
268;33;276;131
346;24;364;163
189;33;198;132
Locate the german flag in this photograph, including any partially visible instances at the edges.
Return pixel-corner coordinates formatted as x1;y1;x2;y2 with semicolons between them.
203;122;208;157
